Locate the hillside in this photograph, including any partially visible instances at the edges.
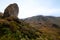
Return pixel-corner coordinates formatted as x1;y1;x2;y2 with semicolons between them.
0;3;42;40
0;3;60;40
24;15;60;40
0;15;60;40
0;17;42;40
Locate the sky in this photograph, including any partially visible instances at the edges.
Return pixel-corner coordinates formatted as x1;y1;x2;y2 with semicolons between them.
0;0;60;19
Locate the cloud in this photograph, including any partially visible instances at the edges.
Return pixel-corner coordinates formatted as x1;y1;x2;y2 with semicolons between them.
18;6;60;18
18;0;60;18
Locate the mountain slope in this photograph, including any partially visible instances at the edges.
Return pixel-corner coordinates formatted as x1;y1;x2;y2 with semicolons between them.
0;17;41;40
0;15;60;40
24;15;60;40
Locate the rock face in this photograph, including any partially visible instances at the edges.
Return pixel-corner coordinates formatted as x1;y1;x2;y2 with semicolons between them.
3;3;19;18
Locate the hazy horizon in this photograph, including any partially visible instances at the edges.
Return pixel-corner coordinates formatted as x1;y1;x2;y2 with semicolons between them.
0;0;60;18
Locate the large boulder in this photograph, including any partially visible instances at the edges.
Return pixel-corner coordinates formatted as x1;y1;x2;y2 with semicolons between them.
3;3;19;18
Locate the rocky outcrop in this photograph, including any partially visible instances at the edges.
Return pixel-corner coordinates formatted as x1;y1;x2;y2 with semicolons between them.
3;3;19;18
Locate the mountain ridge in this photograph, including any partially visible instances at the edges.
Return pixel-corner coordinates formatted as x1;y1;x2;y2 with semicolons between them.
24;15;60;28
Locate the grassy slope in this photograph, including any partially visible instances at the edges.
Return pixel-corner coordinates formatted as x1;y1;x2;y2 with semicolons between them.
0;16;60;40
24;15;60;40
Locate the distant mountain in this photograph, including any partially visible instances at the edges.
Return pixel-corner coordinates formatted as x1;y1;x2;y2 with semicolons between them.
24;15;60;28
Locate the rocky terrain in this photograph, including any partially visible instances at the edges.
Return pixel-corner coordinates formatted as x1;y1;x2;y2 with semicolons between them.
0;3;60;40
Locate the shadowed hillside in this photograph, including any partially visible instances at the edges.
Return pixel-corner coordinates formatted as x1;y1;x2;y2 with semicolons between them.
0;17;43;40
0;15;60;40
